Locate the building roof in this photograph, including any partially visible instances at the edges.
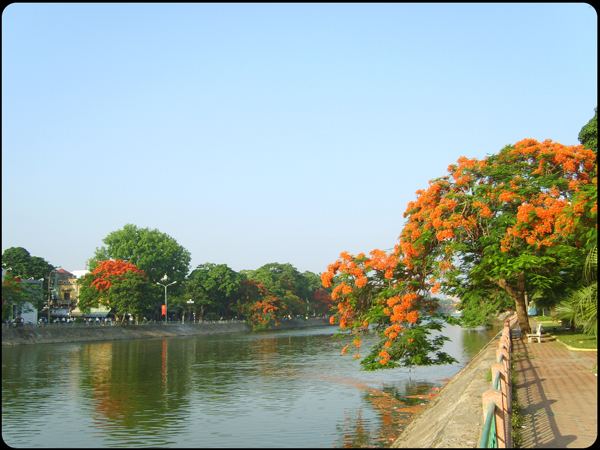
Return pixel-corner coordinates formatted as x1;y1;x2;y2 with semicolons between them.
56;268;75;277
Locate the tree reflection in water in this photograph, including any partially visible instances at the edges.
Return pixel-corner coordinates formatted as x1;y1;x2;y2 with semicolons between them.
325;373;440;447
79;338;195;437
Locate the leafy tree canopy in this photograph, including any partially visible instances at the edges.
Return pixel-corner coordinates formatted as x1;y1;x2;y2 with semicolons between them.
183;263;243;319
578;107;597;153
2;247;55;298
323;138;597;370
89;224;191;286
2;247;54;281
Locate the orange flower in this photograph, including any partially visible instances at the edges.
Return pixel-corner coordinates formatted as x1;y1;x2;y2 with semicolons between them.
387;296;400;307
355;276;368;288
406;311;419;324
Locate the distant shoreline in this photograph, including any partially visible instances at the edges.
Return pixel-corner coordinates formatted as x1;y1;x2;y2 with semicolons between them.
1;318;331;346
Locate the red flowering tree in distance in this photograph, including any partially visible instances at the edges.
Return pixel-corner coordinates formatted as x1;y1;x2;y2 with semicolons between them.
78;259;152;322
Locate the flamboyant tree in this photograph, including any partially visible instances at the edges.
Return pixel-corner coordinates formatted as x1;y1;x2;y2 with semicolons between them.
78;259;154;322
324;138;597;368
322;249;456;369
401;139;596;334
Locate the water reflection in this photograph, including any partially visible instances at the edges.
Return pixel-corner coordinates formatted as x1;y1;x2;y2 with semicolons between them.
2;324;497;448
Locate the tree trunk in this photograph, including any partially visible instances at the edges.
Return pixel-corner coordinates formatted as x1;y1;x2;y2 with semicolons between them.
496;273;531;334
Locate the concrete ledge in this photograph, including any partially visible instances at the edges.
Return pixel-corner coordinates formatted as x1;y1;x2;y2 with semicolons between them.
2;318;330;346
392;334;501;448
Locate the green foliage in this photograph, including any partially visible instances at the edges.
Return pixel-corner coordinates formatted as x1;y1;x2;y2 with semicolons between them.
578;107;597;153
183;263;243;319
2;247;34;275
245;263;316;317
361;320;457;371
89;224;191;287
2;247;55;295
77;270;156;321
77;273;101;312
555;246;597;336
108;271;156;320
457;289;512;328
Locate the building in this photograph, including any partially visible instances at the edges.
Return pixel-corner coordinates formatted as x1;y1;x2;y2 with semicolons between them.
2;268;41;323
48;268;78;318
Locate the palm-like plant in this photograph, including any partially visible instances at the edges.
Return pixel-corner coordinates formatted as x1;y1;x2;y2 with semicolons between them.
556;246;597;336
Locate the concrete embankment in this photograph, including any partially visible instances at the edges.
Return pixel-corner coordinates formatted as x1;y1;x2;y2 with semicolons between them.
392;332;500;448
2;318;330;346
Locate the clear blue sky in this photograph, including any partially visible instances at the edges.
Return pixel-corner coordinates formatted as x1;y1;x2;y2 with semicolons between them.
2;3;597;274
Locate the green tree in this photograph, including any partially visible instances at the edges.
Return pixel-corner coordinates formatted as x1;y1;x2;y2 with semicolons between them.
578;107;597;153
246;263;307;317
89;224;191;288
2;247;32;275
183;263;243;320
2;247;54;294
556;246;597;336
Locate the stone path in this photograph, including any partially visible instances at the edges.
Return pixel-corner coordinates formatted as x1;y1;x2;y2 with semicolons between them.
513;335;597;448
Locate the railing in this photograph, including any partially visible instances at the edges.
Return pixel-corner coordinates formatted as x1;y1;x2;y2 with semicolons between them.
478;314;518;448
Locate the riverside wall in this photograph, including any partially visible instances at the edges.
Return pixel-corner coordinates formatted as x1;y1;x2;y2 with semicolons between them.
391;331;501;448
1;318;330;346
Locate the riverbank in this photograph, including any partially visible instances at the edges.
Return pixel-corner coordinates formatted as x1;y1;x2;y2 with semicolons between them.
392;330;501;448
1;318;330;346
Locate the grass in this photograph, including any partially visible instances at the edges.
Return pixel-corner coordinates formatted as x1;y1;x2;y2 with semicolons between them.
552;330;597;349
532;315;562;326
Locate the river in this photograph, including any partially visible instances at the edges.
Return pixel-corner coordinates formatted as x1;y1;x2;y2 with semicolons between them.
2;324;496;448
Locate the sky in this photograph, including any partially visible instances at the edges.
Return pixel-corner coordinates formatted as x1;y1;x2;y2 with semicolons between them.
2;3;597;274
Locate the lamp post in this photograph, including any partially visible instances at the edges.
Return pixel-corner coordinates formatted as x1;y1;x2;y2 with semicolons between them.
156;274;176;324
33;278;44;325
47;267;61;325
186;299;194;324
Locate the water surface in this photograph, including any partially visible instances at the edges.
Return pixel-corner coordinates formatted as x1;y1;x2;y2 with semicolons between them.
2;324;497;448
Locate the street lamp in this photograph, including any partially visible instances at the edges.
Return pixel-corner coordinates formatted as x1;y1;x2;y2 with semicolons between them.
47;267;61;325
186;299;194;324
156;274;176;324
32;278;44;324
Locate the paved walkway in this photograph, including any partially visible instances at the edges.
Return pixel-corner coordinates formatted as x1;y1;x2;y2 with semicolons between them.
513;333;597;448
